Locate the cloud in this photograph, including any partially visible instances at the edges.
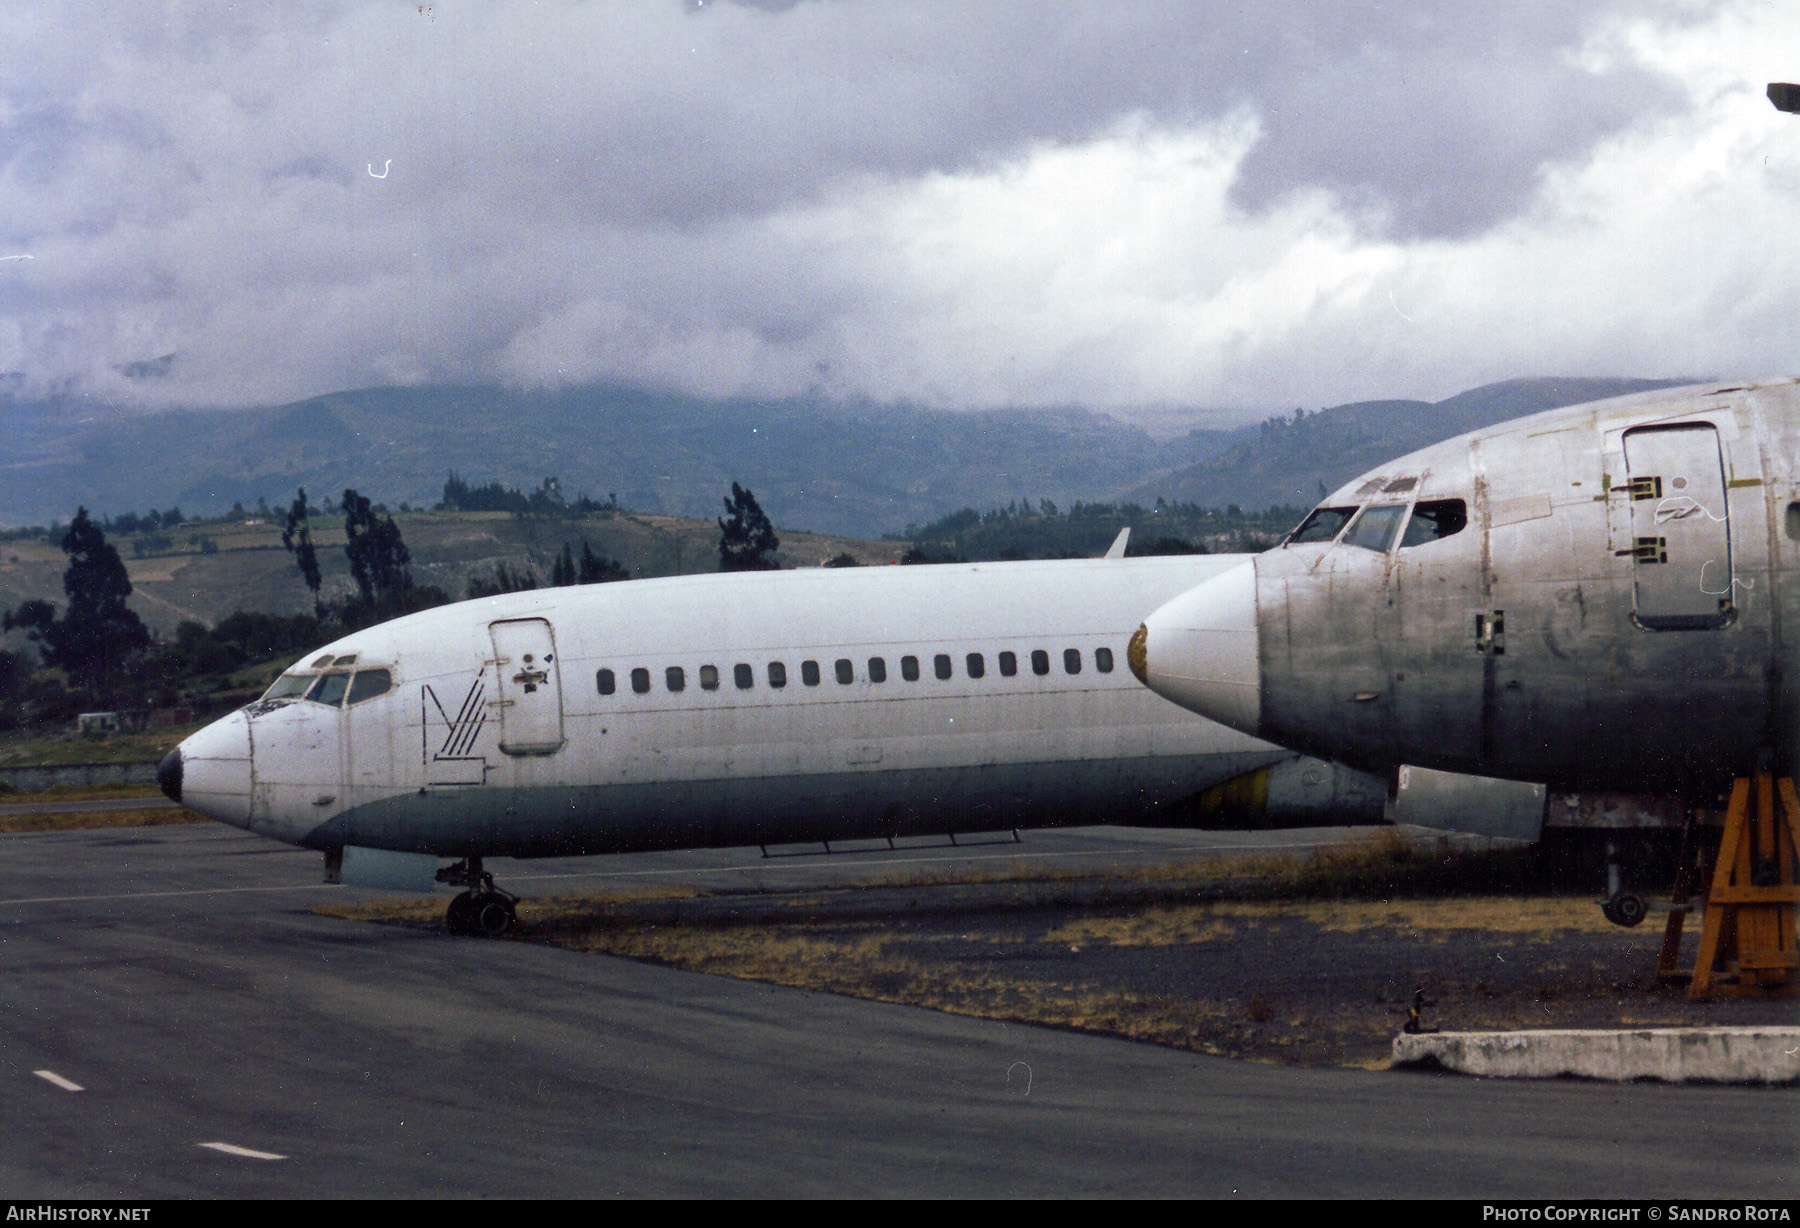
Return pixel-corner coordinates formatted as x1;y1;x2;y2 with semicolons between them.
0;1;1789;422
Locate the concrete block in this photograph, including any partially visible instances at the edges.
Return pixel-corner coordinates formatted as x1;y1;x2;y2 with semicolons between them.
1392;1027;1800;1084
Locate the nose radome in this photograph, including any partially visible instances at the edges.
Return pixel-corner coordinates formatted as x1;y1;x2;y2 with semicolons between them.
1138;559;1262;735
175;710;254;829
156;748;182;804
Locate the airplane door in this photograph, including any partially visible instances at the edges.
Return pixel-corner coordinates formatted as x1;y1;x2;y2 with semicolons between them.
489;618;566;755
1622;425;1733;630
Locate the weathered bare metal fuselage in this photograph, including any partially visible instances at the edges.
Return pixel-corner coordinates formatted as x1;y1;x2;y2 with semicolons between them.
1141;379;1800;799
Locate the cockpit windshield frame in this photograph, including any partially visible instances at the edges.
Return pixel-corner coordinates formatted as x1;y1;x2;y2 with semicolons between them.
262;661;397;708
1285;505;1360;546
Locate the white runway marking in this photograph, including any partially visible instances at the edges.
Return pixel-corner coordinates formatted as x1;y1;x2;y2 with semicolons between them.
33;1070;83;1092
200;1142;286;1160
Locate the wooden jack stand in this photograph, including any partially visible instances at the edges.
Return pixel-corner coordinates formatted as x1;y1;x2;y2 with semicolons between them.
1657;772;1799;999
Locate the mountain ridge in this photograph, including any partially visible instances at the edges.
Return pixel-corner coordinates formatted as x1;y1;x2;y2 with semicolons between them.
0;376;1696;537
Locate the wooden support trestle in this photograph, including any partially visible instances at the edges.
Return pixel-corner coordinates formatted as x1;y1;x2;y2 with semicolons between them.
1658;772;1800;999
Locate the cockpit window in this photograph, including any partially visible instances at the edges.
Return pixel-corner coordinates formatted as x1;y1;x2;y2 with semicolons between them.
263;673;313;700
1288;506;1358;544
306;672;352;706
1342;504;1408;553
310;654;335;669
345;668;393;705
1399;499;1469;549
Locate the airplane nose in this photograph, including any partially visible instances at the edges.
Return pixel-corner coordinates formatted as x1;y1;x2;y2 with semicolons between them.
175;710;254;829
156;748;182;804
1137;559;1262;735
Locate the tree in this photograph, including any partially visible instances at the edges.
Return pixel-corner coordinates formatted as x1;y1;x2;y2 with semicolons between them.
341;488;412;608
281;488;323;616
578;543;628;583
467;562;539;600
717;482;779;572
549;544;576;587
550;541;629;587
2;508;151;703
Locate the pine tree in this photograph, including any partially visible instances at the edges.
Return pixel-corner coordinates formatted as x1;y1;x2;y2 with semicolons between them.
341;489;412;608
2;508;150;702
577;542;628;583
550;543;576;587
717;483;779;572
281;488;323;616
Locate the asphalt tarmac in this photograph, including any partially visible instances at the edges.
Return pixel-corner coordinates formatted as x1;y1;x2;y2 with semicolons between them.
1;821;1794;1198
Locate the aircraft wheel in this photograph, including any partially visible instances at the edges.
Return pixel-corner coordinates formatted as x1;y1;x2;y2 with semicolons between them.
445;892;479;936
473;893;515;938
1607;892;1648;928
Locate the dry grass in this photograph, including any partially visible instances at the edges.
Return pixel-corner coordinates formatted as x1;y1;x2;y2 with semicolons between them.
554;917;1258;1054
313;832;1647;1068
0;805;204;834
1046;896;1612;947
861;827;1541;903
0;782;166;802
1048;908;1241;948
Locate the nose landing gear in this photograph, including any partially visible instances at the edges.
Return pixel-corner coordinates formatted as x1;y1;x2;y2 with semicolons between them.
437;857;518;937
1601;839;1649;928
1601;891;1648;927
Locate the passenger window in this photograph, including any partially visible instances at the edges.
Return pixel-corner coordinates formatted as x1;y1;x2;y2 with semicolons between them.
768;662;787;688
901;655;920;682
306;672;351;706
934;653;952;680
1342;504;1408;553
1031;649;1050;676
1287;506;1357;545
1399;499;1469;549
835;658;854;685
699;665;719;691
734;663;754;690
597;669;616;696
666;666;685;693
346;668;392;705
1064;648;1082;675
868;657;887;683
1095;647;1114;673
801;660;821;686
631;668;651;694
998;651;1017;677
966;653;985;679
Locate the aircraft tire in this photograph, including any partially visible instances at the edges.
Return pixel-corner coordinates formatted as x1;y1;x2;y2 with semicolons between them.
473;894;515;938
445;893;479;936
1607;892;1648;928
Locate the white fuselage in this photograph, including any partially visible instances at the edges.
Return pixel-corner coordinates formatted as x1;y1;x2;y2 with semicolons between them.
173;555;1375;858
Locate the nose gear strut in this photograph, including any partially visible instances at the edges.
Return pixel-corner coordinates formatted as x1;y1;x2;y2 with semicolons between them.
437;857;518;937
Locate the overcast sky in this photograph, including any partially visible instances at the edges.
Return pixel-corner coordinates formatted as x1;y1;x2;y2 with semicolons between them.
2;1;1795;426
